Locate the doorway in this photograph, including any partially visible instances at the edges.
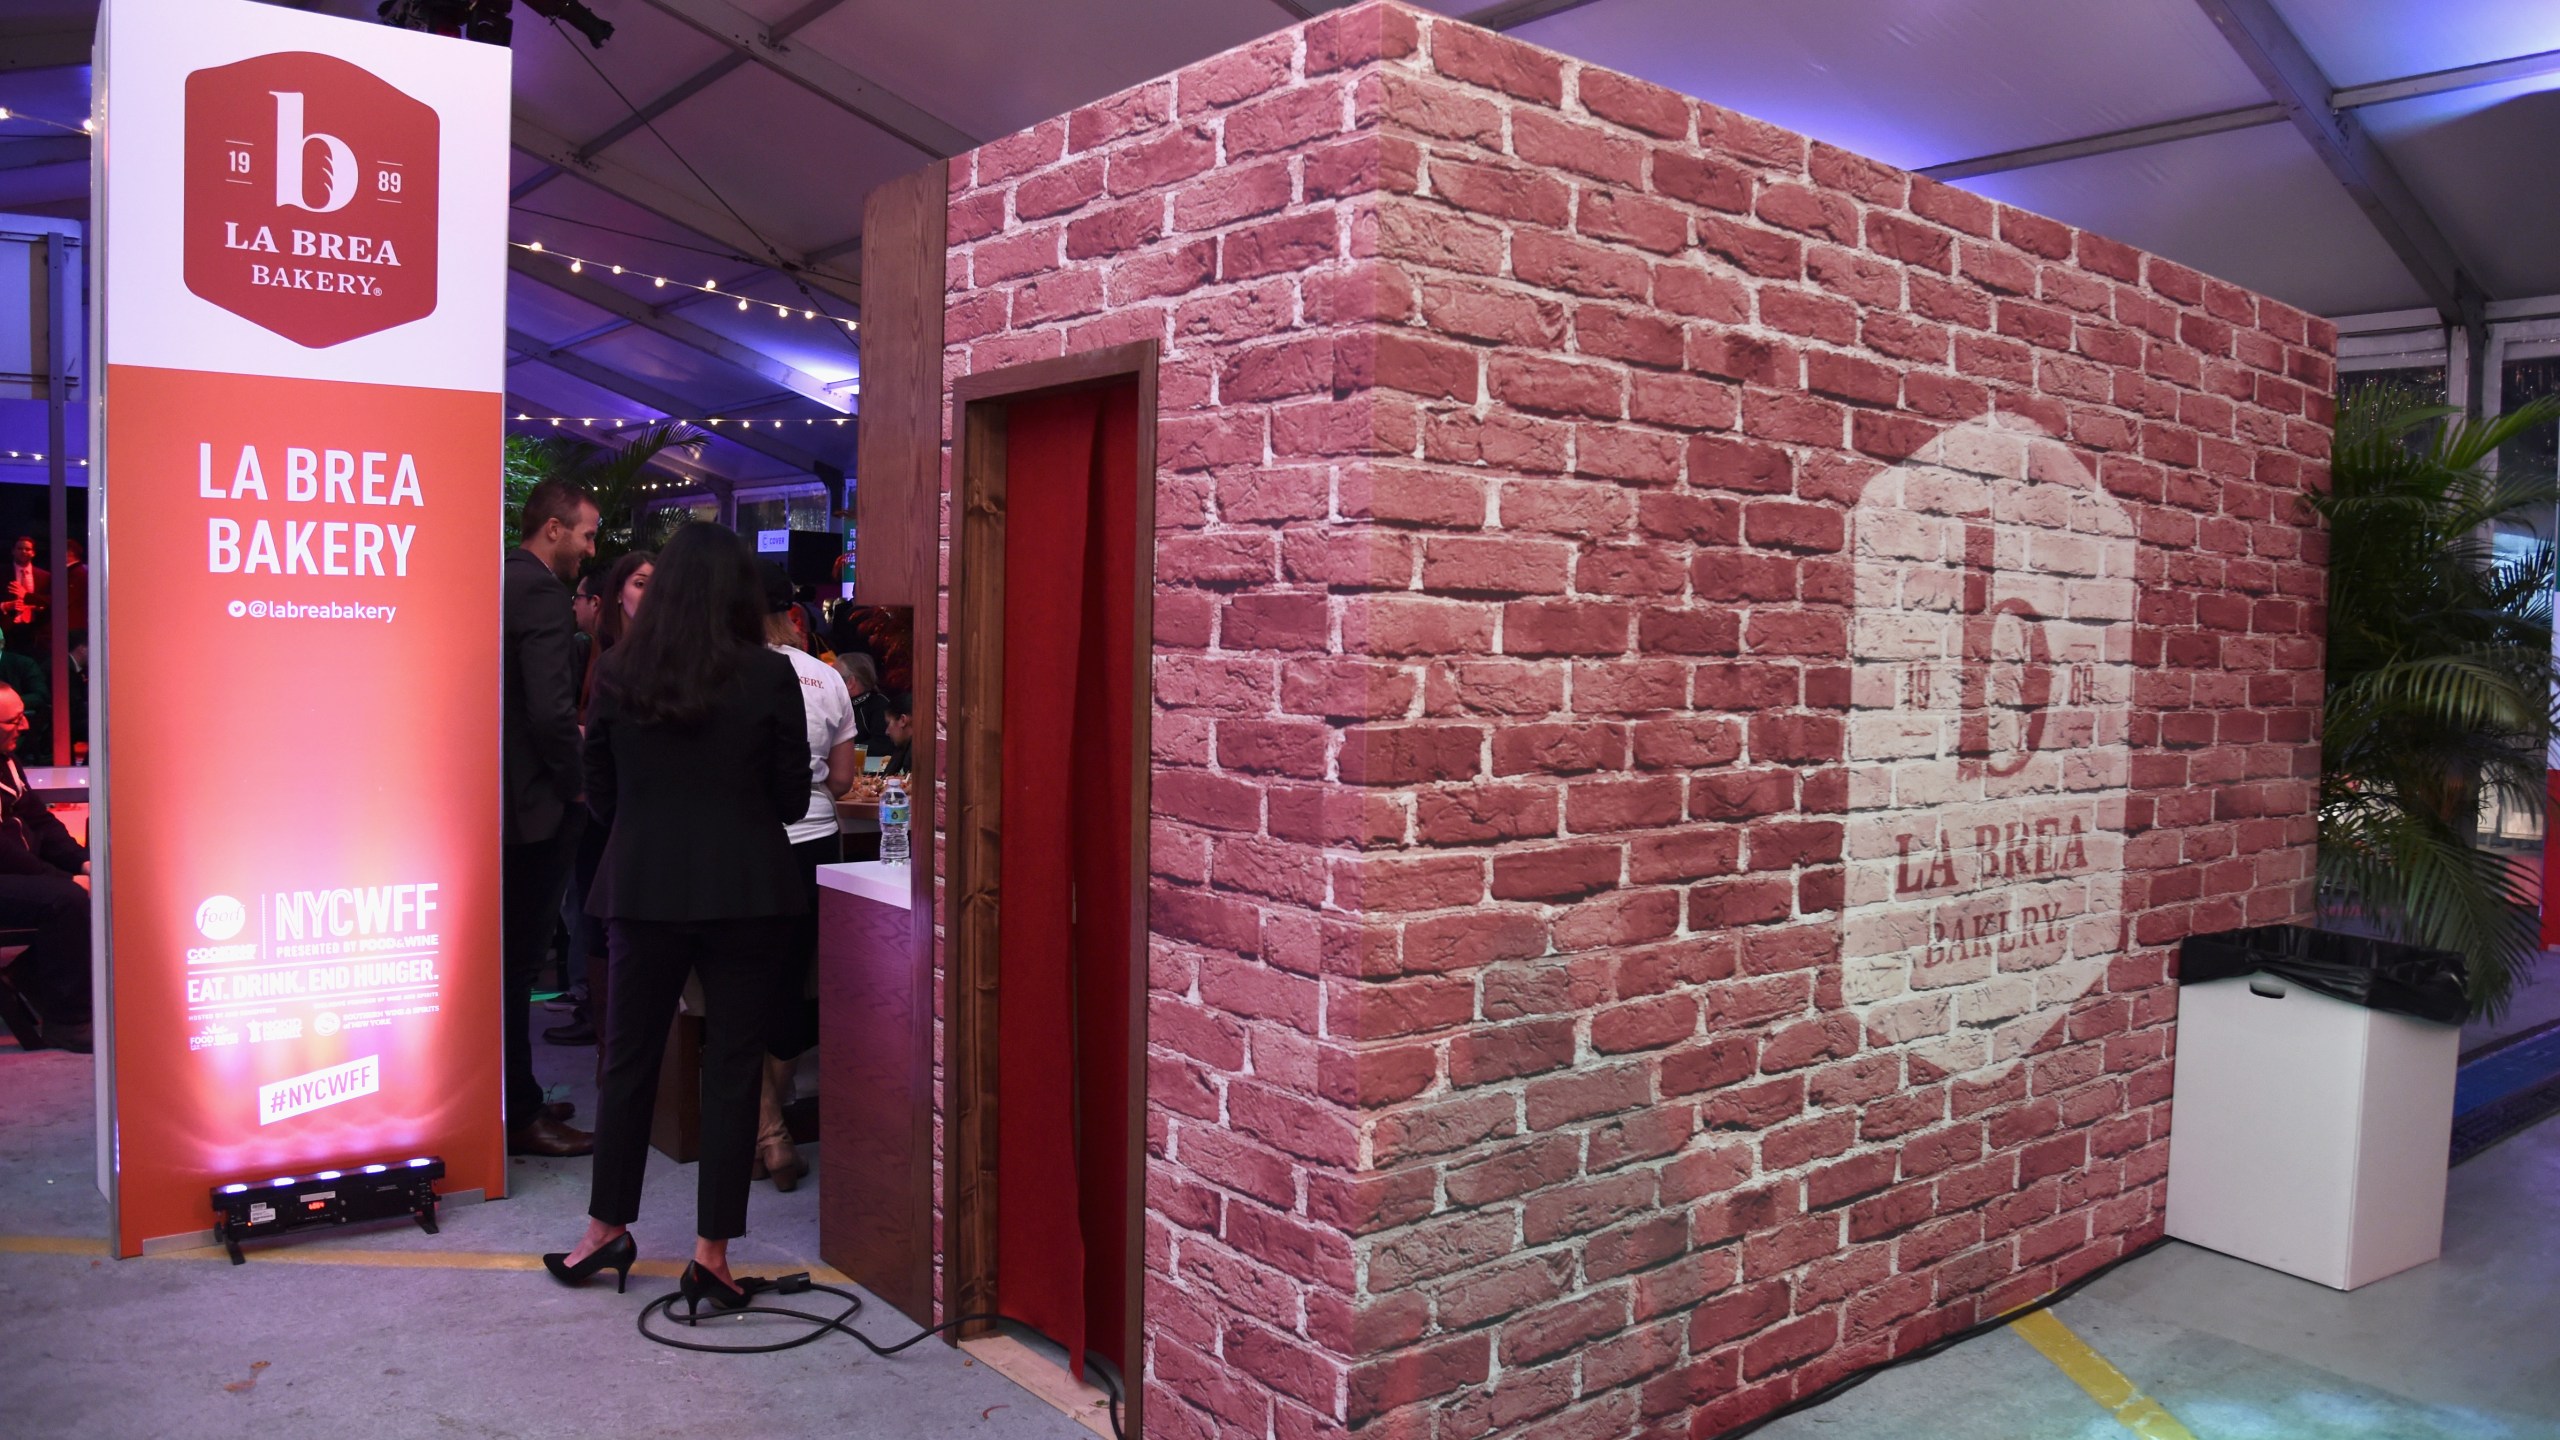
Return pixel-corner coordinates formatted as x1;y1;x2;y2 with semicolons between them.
945;342;1157;1434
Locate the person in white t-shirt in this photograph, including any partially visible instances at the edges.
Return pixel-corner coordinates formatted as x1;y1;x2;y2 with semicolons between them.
756;563;859;1191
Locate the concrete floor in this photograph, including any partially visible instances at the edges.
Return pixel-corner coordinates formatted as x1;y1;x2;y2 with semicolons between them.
4;1009;2558;1439
0;1024;1089;1440
1753;1115;2560;1438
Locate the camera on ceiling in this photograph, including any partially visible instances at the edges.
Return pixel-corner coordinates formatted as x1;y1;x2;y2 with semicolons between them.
376;0;615;50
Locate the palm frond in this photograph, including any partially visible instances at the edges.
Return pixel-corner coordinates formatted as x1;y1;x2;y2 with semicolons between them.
498;423;705;565
2318;382;2558;1020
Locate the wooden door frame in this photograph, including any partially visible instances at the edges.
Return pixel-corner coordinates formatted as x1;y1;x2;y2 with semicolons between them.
943;341;1158;1433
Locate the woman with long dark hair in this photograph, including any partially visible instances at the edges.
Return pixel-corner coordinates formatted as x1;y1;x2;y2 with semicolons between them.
550;547;658;1049
543;523;808;1309
579;549;654;715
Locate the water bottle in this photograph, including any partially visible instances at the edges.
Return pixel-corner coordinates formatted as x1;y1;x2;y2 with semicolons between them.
879;776;910;866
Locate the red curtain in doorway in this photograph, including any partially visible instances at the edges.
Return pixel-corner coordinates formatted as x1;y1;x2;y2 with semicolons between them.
994;382;1139;1381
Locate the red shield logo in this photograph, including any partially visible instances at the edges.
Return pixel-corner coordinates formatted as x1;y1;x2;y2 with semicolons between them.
183;52;440;348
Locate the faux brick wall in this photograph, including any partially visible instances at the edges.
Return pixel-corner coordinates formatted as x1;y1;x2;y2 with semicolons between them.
937;14;1404;1438
931;4;2333;1436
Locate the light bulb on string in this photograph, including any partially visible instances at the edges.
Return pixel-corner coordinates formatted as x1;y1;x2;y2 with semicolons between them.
569;259;582;273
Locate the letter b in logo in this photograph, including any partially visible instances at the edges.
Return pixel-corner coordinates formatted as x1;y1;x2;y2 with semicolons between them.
270;91;356;213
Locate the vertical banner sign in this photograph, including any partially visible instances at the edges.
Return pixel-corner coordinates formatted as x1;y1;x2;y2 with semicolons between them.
94;0;509;1254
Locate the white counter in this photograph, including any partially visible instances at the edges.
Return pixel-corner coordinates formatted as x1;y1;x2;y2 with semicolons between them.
815;860;913;911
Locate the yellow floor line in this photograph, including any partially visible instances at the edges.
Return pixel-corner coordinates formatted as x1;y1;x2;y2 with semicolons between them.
0;1233;850;1287
2010;1309;2200;1440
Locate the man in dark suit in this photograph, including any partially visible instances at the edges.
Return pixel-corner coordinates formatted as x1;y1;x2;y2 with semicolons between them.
503;479;599;1156
3;535;48;656
0;683;90;1051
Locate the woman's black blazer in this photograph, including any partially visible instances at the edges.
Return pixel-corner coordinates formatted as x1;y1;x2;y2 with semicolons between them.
583;647;811;921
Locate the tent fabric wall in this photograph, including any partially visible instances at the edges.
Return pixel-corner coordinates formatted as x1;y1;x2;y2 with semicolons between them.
929;3;2331;1434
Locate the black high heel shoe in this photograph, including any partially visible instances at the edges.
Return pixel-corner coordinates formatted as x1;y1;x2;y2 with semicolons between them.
542;1232;637;1293
679;1260;752;1317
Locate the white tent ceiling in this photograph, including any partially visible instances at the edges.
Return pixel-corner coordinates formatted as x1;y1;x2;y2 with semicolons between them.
3;0;2554;488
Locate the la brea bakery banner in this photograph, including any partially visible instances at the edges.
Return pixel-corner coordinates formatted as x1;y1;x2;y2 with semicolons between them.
94;0;509;1254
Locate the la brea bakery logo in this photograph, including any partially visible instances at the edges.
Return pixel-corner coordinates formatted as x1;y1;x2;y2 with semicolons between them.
1842;415;2136;1087
183;51;439;347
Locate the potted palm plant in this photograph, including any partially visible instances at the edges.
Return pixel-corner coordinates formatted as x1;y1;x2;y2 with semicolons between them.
2312;383;2560;1020
2163;384;2558;1289
502;421;703;567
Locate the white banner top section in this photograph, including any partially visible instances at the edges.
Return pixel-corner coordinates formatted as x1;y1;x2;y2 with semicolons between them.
98;0;509;394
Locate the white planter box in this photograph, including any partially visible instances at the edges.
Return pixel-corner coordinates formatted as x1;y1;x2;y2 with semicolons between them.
2165;971;2459;1290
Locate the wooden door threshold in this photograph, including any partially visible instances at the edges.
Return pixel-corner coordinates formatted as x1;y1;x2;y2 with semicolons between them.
959;1328;1118;1438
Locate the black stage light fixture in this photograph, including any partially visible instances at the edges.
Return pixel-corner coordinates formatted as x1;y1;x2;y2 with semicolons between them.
375;0;613;49
210;1156;445;1265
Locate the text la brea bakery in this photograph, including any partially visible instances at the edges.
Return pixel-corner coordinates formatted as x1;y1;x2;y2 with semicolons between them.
197;440;425;577
222;221;403;297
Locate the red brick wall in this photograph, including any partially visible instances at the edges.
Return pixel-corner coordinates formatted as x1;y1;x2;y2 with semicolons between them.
938;9;1410;1435
934;4;2332;1436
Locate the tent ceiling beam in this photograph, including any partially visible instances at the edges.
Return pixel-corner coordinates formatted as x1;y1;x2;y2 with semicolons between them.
1922;44;2560;183
633;0;980;158
510;116;863;307
2194;0;2483;341
509;0;847;204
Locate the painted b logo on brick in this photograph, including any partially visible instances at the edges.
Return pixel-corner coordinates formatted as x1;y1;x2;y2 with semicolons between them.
183;52;439;348
1843;417;2136;1085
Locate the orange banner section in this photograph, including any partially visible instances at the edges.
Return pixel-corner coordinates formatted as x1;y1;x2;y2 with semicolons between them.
103;363;503;1254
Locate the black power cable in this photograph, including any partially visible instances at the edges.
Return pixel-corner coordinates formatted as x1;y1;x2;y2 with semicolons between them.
1704;1236;2171;1440
637;1275;1126;1440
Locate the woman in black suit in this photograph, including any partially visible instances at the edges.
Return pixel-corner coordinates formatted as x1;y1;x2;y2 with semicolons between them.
544;522;810;1310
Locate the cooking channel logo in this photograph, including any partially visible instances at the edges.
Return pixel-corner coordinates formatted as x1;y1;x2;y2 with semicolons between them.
183;51;440;347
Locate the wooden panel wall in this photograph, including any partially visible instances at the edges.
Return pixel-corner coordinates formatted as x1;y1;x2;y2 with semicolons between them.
854;159;947;609
818;158;947;1324
815;887;932;1323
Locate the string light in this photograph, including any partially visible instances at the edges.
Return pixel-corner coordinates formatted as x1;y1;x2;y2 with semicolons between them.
1;107;93;137
0;451;87;466
512;241;859;331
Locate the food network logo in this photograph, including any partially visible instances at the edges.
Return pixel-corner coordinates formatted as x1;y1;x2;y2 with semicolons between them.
183;51;440;347
195;895;246;941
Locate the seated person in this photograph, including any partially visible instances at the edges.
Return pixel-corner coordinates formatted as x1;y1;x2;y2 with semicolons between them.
881;692;912;776
0;633;48;764
0;684;90;1052
834;652;891;755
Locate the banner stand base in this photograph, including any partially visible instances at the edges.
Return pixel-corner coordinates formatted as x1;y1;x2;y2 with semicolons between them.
130;1184;486;1259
